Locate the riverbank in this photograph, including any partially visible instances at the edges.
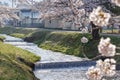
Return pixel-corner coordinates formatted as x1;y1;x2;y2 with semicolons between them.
1;34;89;80
1;33;120;80
0;27;97;58
0;36;40;80
0;27;120;60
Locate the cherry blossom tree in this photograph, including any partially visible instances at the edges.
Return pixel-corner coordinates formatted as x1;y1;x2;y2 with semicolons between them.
0;5;20;27
35;0;86;30
33;0;114;39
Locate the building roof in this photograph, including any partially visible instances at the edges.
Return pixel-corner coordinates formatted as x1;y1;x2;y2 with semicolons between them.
16;4;32;10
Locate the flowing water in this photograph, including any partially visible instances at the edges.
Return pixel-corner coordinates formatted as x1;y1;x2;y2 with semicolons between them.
1;34;120;80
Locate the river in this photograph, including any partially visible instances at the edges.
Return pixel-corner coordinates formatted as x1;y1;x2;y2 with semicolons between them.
1;34;120;80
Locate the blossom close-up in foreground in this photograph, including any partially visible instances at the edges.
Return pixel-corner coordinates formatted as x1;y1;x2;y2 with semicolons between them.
112;0;120;7
86;59;116;80
96;59;116;77
98;37;116;57
86;66;102;80
89;6;111;27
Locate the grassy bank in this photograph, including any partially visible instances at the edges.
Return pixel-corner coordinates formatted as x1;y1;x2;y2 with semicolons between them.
24;31;120;64
0;27;38;39
0;36;5;42
23;31;120;58
39;32;96;57
0;36;40;80
0;27;120;58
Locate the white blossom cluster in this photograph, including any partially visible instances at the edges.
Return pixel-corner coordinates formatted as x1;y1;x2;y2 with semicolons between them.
96;59;116;76
81;37;88;43
86;66;102;80
86;59;116;80
111;0;120;6
86;37;117;80
98;37;116;57
89;6;111;27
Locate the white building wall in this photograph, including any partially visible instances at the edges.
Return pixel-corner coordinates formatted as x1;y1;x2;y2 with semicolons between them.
45;19;62;29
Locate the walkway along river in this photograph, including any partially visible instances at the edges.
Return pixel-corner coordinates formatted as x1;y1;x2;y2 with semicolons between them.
1;34;120;80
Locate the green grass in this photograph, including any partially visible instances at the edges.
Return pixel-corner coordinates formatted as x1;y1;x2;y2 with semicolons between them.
0;41;40;80
24;31;51;45
0;27;37;36
0;28;40;79
0;27;120;61
0;36;5;41
23;31;98;58
40;32;95;57
26;31;120;59
10;33;26;38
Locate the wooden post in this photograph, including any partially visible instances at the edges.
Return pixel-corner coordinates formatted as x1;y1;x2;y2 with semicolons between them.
112;25;114;34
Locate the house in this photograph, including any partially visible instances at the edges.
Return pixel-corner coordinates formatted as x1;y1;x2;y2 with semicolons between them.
13;4;44;27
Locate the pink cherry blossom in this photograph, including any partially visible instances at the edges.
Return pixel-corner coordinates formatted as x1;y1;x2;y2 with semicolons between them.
98;38;116;57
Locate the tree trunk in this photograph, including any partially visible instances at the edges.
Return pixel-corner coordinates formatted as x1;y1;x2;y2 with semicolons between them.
91;22;100;40
119;26;120;34
112;26;114;34
92;28;100;40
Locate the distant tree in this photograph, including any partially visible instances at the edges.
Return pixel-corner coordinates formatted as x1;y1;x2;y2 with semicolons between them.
34;0;86;30
0;5;19;27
